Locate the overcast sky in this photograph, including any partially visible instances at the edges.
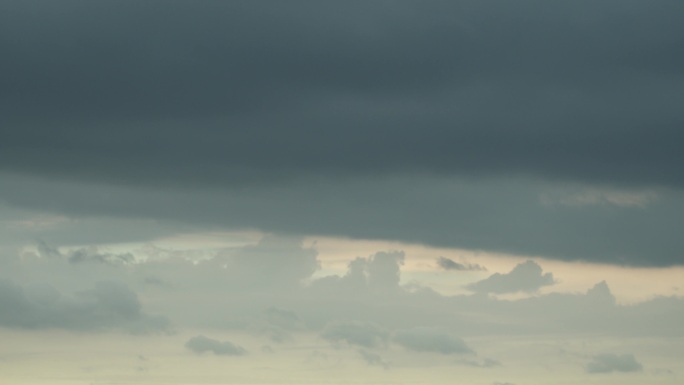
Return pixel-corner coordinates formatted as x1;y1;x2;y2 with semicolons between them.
1;1;683;384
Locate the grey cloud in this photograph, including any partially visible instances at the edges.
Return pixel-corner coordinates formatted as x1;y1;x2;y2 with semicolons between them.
2;1;684;269
185;335;247;356
586;353;643;374
226;235;319;289
366;251;405;290
393;327;473;355
466;260;555;294
0;279;169;333
464;280;683;337
35;240;61;259
35;241;135;266
142;276;175;289
586;281;616;306
456;358;502;368
2;1;683;190
358;349;389;369
311;251;405;294
321;320;389;348
4;239;684;339
68;248;135;265
133;235;319;298
252;307;305;343
437;257;486;272
264;307;305;331
4;173;684;267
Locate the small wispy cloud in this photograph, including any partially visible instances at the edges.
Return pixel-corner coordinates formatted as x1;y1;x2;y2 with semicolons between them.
437;256;486;271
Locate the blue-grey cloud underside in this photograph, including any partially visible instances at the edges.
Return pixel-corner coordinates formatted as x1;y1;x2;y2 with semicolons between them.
3;175;684;266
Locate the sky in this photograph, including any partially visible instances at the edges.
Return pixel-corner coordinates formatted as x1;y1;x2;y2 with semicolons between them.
0;1;683;384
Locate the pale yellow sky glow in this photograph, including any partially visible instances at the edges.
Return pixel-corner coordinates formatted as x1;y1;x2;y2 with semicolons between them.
1;329;682;385
3;225;684;385
89;230;684;305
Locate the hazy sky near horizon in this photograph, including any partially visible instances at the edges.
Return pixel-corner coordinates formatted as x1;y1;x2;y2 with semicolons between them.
1;1;683;384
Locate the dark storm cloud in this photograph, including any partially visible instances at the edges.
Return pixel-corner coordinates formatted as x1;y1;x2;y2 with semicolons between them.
1;0;683;189
2;1;684;267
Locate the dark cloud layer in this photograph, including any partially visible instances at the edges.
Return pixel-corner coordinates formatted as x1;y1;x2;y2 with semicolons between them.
2;1;684;267
1;1;683;189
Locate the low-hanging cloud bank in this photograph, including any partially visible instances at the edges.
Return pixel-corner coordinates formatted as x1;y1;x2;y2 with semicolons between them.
3;175;684;266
